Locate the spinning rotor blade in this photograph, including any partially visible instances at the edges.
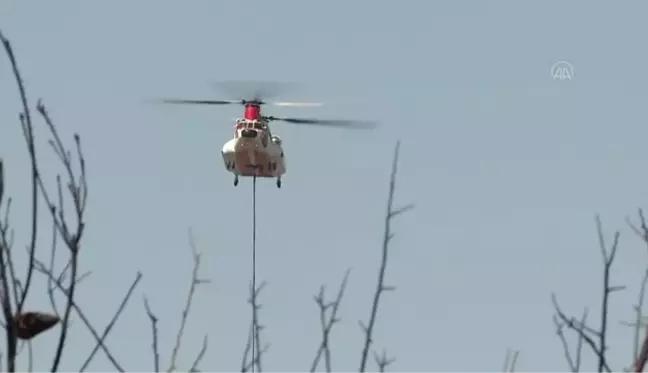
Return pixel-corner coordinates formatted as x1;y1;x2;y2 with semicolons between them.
273;102;324;107
157;81;322;108
156;99;242;105
156;98;323;107
210;80;302;102
265;116;376;129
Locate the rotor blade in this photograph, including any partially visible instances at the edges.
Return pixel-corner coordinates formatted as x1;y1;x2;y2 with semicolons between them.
268;117;376;129
156;99;241;105
210;80;301;101
273;102;324;107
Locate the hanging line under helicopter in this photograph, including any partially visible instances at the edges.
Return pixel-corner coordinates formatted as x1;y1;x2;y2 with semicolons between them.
251;173;258;373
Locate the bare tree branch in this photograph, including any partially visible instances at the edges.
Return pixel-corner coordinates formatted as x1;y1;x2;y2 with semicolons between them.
553;309;587;372
310;269;351;373
240;281;267;373
550;216;624;373
33;260;125;372
0;28;39;327
79;272;143;371
636;325;648;372
552;293;611;372
144;231;210;373
167;230;209;373
33;102;88;373
626;209;648;373
502;349;520;372
620;270;648;369
372;349;395;373
188;335;208;372
0;28;30;373
143;296;161;373
359;141;412;373
595;216;621;373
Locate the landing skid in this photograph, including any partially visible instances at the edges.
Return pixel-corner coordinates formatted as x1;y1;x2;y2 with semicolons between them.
232;175;282;188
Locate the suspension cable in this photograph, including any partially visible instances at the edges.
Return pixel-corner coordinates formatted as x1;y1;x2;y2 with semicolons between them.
251;175;257;373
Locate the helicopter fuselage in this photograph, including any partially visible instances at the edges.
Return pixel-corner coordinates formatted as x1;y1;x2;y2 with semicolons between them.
221;117;285;187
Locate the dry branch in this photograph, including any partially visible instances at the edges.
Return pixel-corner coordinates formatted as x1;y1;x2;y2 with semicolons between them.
0;27;34;373
502;349;520;372
620;269;648;369
553;310;587;372
143;296;161;372
551;216;626;373
33;260;125;371
310;269;351;373
627;210;648;372
240;281;269;373
142;233;211;373
358;141;413;373
79;272;143;371
0;27;39;327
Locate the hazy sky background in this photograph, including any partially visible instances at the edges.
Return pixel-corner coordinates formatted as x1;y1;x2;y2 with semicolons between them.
2;1;648;371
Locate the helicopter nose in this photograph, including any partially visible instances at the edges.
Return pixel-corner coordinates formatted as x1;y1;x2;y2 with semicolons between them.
241;129;257;139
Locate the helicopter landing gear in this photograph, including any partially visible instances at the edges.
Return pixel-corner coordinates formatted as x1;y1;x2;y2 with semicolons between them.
234;175;239;187
276;178;282;189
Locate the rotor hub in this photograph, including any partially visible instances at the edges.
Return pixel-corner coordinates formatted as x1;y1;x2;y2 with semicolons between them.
244;104;261;120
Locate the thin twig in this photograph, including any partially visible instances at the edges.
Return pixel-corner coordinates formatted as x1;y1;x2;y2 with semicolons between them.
167;231;209;373
33;260;124;372
621;270;648;367
552;293;612;373
636;326;648;372
575;310;587;372
189;335;208;372
240;319;254;373
45;218;61;318
240;281;267;373
372;349;396;373
79;272;143;371
626;210;648;371
0;27;39;324
551;216;623;373
310;269;351;373
0;28;27;373
553;310;586;372
502;349;520;372
508;350;519;372
596;216;621;373
40;105;87;373
554;316;577;372
359;141;412;373
143;296;160;373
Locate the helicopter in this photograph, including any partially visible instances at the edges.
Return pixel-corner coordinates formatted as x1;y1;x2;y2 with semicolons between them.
157;83;373;188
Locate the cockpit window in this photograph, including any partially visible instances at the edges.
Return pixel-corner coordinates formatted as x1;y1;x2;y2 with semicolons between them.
237;120;264;130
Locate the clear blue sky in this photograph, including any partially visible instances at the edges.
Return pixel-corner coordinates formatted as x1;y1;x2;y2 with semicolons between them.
2;1;648;371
